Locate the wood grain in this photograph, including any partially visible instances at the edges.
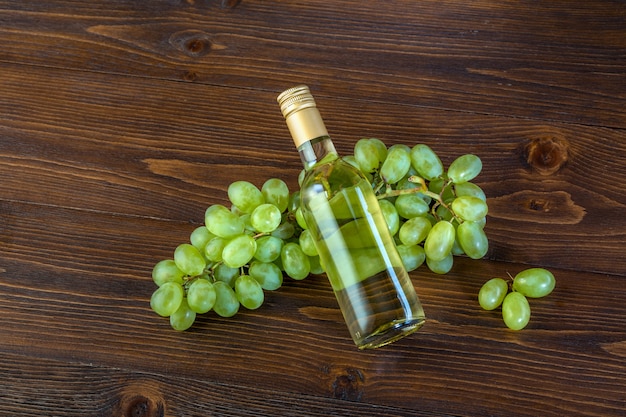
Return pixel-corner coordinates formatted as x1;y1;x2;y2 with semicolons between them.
0;0;625;416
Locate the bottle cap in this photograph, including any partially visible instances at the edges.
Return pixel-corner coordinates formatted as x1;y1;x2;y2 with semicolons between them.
277;85;329;148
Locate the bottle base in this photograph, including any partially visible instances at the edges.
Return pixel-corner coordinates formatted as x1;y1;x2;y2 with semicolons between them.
355;317;426;350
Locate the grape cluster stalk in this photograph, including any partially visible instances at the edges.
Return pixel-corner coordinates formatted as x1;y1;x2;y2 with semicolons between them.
150;139;497;331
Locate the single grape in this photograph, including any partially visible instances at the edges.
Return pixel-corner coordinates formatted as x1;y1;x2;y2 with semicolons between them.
354;138;384;173
299;229;319;256
152;259;184;286
249;261;283;291
250;203;282;233
281;242;310;280
448;154;482;184
379;199;400;236
308;255;325;275
478;278;508;310
271;221;296;240
398;217;432;246
368;138;388;163
397;244;426;272
174;243;206;276
456;220;489;259
222;234;257;269
454;182;486;202
513;268;556;298
451;195;488;222
187;278;217;314
261;178;290;213
502;292;531;330
189;226;215;252
235;275;265;310
204;237;227;262
169;298;196;331
410;144;443;181
426;253;454;274
212;281;240;317
213;263;240;287
150;281;184;317
424;220;455;261
205;204;245;238
380;144;412;184
228;180;265;213
395;193;430;219
295;207;308;229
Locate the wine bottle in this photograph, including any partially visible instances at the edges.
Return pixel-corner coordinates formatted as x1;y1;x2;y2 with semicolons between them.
277;85;426;349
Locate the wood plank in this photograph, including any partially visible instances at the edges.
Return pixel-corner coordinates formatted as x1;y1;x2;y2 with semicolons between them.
0;0;624;127
0;352;440;417
1;201;625;416
1;64;624;274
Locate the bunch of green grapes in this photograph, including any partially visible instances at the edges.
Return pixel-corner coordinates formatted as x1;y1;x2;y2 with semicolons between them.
150;138;491;331
478;268;556;330
338;138;489;275
150;178;322;330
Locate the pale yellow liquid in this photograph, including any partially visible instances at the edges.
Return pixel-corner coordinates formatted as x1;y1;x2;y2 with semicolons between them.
300;159;425;349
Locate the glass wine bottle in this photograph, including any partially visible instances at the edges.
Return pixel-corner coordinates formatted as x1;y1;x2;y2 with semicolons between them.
277;85;426;349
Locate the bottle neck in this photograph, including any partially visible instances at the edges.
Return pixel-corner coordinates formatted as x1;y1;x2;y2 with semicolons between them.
298;136;338;170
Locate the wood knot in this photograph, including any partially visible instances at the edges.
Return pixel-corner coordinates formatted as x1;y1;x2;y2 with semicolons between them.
169;30;226;58
221;0;242;8
524;135;569;176
113;382;165;417
331;367;365;401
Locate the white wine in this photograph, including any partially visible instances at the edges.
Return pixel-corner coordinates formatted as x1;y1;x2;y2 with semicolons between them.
277;85;425;349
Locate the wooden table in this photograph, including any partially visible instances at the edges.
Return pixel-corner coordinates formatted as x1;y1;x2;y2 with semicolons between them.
1;1;624;416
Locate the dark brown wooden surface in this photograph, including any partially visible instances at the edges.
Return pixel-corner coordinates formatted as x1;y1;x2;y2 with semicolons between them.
1;1;625;416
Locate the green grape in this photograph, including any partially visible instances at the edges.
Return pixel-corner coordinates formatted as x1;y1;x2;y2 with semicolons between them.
150;281;184;317
288;190;301;213
249;261;283;291
174;243;206;276
379;199;400;236
513;268;556;298
254;235;283;262
424;220;455;261
169;298;196;331
448;154;482;184
410;144;443;181
342;155;360;170
397;244;426;272
213;263;240;287
380;144;411;184
152;259;184;286
204;237;227;262
212;281;240;317
354;138;384;173
454;182;486;202
235;275;265;310
308;255;325;275
368;138;388;163
281;242;310;280
426;253;454;274
222;234;257;269
478;278;508;310
228;180;265;213
502;292;531;330
398;217;432;246
271;221;295;240
395;193;430;219
187;278;217;314
261;178;290;213
456;220;489;259
250;203;282;233
205;204;245;238
299;229;318;256
451;196;488;222
189;226;215;252
295;207;308;229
